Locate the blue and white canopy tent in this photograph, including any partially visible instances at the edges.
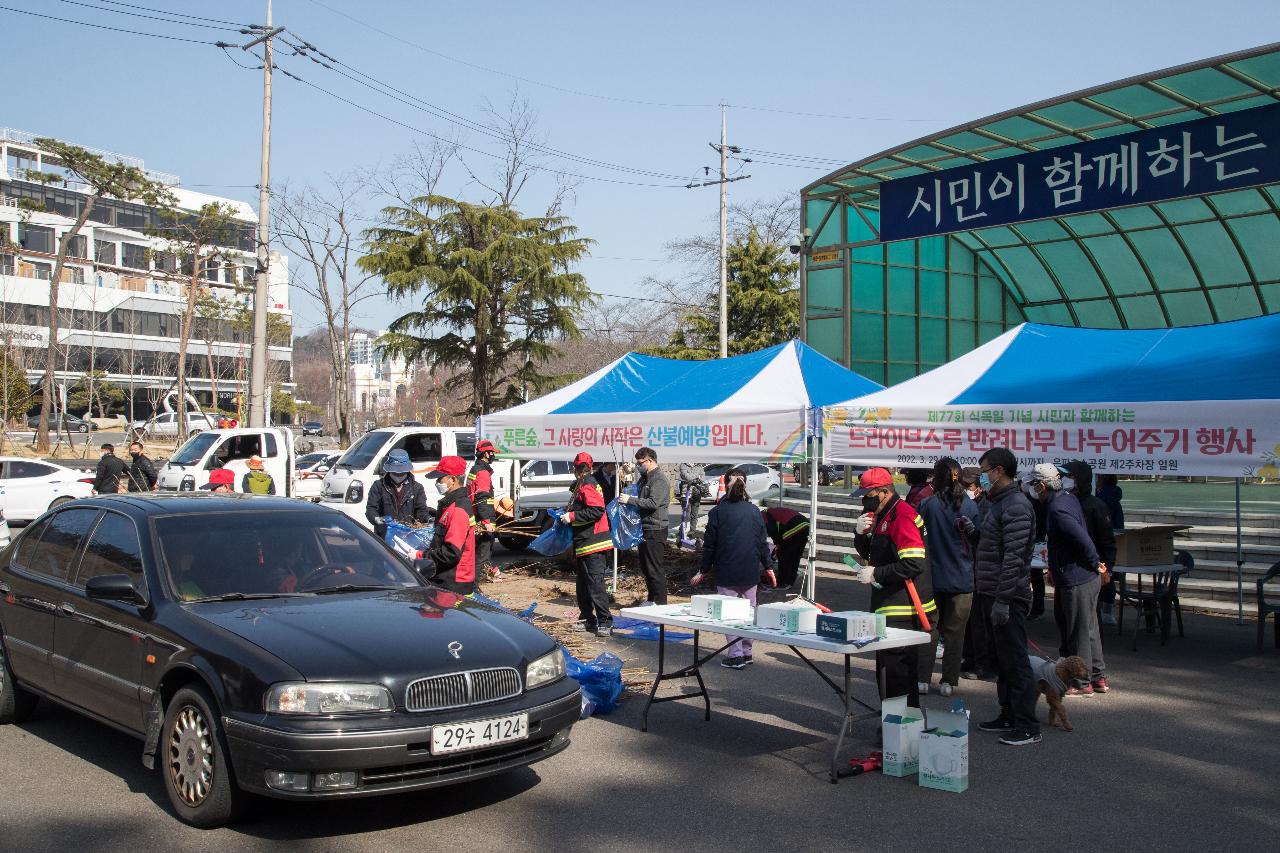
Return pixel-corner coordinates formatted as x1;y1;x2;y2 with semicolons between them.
823;314;1280;620
480;340;883;597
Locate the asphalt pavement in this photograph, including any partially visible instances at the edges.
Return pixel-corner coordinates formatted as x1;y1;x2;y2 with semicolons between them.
1;566;1277;852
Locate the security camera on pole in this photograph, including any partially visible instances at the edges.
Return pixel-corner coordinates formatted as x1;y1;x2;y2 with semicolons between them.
686;106;749;359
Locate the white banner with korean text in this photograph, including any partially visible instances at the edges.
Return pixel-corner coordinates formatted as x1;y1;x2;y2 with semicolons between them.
822;401;1280;478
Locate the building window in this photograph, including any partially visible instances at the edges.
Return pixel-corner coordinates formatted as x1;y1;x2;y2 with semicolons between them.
121;243;148;270
18;223;55;254
154;252;178;274
6;149;38;178
95;239;117;265
28;261;52;280
0;253;12;276
204;257;221;282
64;234;88;259
65;266;85;285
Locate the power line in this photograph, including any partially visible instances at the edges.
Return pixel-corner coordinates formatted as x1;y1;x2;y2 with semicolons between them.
301;0;940;123
277;34;689;182
0;4;218;43
50;0;245;31
98;0;251;28
259;56;688;190
739;147;846;165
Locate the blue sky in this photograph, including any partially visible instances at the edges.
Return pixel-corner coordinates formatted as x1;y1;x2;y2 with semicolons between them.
4;1;1276;333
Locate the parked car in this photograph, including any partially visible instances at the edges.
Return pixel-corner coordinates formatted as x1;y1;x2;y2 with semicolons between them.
0;504;9;548
301;421;324;436
703;463;782;502
0;457;95;522
519;459;576;495
26;413;98;433
0;495;580;827
127;411;215;439
294;452;339;499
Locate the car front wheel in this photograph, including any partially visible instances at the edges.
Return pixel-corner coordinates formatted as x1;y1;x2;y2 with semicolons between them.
0;643;39;724
78;424;89;433
162;685;244;828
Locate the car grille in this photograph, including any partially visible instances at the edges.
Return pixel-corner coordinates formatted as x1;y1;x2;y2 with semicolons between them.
405;667;522;712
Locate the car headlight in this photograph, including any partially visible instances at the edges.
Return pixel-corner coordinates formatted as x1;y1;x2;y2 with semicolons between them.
266;682;393;714
345;480;364;504
525;649;566;690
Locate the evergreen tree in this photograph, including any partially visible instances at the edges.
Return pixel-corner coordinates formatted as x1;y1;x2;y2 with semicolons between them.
651;228;799;359
359;195;592;416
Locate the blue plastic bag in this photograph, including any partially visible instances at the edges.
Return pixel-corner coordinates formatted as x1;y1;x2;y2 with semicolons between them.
385;521;434;557
611;616;693;642
607;485;644;550
529;509;573;556
563;649;624;716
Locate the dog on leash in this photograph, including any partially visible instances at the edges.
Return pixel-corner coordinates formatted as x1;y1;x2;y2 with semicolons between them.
1030;655;1089;732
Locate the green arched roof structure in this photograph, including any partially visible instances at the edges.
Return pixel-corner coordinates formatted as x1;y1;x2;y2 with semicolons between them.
800;42;1280;381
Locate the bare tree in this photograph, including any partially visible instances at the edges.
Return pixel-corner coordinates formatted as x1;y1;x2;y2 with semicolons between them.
367;139;457;211
457;92;579;215
274;175;380;446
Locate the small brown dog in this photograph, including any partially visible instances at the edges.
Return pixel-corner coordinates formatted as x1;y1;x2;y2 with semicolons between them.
1031;655;1089;731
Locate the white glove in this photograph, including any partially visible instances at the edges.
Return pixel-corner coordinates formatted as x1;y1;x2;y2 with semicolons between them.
855;513;875;535
616;493;631;504
854;565;876;585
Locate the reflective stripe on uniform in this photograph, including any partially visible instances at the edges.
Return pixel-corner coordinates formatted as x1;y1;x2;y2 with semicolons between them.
781;522;809;540
875;598;937;617
897;547;926;559
575;540;614;557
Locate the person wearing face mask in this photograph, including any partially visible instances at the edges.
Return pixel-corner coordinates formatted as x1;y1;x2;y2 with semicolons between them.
1017;469;1050;621
973;447;1039;746
561;451;614;636
619;447;671;606
1031;463;1107;697
1058;460;1114;691
125;441;158;492
365;448;432;539
468;440;500;578
851;467;935;708
916;458;979;697
425;455;477;594
958;466;997;682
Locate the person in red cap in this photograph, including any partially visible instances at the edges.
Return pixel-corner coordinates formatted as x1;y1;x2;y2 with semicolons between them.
425;455;477;594
560;451;614;636
852;466;935;707
468;439;500;577
202;467;236;493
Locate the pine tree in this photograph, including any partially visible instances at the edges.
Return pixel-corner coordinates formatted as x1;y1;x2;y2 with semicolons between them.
651;228;799;359
359;195;592;416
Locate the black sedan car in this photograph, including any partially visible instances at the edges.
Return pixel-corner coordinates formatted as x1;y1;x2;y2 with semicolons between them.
26;413;98;433
0;495;579;827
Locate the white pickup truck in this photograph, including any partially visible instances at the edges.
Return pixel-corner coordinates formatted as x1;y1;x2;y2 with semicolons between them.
157;427;296;493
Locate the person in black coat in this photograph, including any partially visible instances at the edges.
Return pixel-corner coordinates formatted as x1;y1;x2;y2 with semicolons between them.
365;449;432;540
126;441;158;492
93;443;128;494
696;470;771;669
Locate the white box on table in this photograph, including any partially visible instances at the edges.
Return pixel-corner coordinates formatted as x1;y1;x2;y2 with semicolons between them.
754;600;821;633
688;594;753;621
919;705;969;793
881;695;924;778
814;610;887;643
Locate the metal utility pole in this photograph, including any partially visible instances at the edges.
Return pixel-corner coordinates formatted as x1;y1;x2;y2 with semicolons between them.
244;1;285;427
686;105;748;359
718;107;728;358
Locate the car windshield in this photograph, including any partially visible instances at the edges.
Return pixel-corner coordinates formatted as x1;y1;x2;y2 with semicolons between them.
703;465;733;476
170;432;221;467
337;431;392;469
156;510;421;601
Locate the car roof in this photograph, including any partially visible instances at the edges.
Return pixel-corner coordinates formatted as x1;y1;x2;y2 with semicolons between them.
58;493;335;518
0;456;71;470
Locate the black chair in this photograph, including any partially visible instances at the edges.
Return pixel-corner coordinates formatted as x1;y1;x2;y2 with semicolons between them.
1257;561;1280;652
1117;557;1187;651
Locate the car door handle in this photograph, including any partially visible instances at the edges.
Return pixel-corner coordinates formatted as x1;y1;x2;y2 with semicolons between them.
58;602;76;615
0;582;9;594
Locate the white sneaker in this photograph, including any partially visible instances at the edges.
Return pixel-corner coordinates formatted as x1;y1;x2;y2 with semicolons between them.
939;682;955;697
917;681;930;695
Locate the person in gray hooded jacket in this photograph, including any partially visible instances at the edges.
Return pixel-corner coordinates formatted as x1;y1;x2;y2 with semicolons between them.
619;446;672;605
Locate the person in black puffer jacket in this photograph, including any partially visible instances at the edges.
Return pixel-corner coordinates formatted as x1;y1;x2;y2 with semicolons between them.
973;447;1040;746
697;469;771;669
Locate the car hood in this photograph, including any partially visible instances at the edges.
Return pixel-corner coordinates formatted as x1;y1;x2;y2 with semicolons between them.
189;587;558;683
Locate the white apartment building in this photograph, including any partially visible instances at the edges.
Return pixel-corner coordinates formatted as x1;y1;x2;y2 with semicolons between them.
0;128;292;418
346;330;415;417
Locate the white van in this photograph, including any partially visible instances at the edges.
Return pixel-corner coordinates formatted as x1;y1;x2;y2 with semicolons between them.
319;426;518;526
158;428;296;494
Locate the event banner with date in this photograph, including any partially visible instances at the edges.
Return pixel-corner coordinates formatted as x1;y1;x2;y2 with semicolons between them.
822;402;1280;478
479;409;811;464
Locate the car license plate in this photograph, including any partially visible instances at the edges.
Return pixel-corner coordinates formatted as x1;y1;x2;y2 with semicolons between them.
431;712;528;755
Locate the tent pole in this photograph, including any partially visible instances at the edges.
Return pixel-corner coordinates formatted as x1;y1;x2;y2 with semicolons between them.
806;421;821;601
1236;477;1244;626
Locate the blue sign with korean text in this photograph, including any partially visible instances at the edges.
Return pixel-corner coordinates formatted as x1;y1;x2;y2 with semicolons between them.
878;101;1280;242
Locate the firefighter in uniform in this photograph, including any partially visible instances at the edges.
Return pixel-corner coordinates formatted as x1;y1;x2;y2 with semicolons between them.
468;439;499;577
425;455;477;595
560;451;614;636
852;467;936;707
761;505;810;588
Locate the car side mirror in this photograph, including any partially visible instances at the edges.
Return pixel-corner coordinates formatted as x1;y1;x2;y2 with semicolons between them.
86;574;147;606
